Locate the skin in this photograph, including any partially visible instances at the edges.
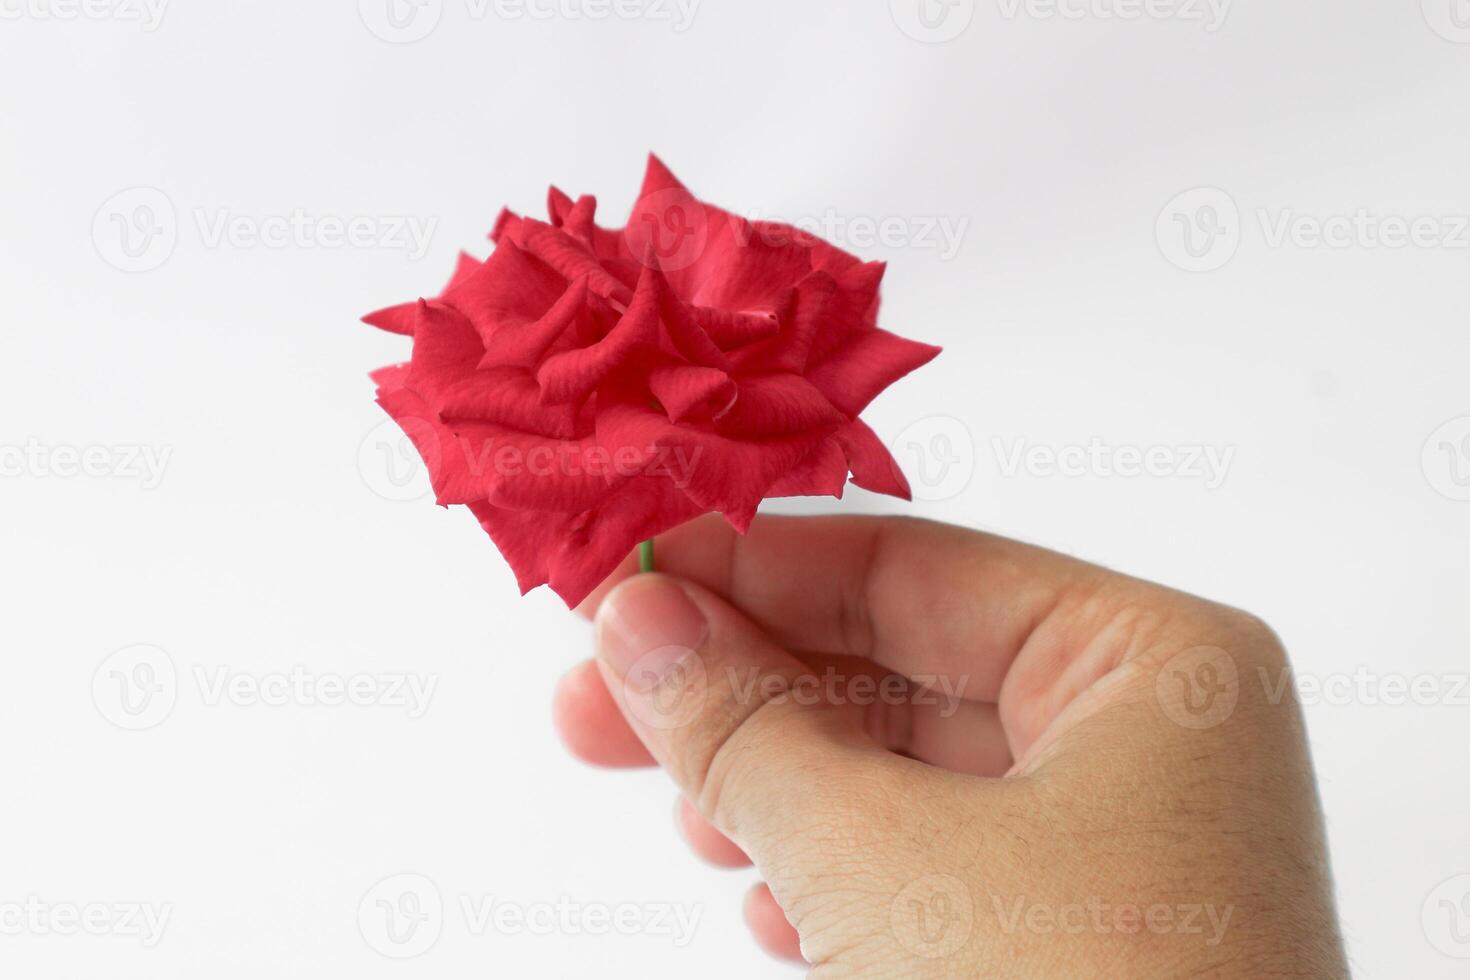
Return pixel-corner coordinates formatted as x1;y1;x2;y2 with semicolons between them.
553;514;1349;977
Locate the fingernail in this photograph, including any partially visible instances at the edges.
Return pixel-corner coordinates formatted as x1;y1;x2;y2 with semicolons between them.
596;575;708;692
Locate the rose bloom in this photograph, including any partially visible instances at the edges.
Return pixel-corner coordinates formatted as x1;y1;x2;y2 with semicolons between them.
365;156;940;607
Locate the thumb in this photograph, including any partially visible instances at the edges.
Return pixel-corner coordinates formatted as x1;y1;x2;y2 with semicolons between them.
592;572;883;863
593;573;996;973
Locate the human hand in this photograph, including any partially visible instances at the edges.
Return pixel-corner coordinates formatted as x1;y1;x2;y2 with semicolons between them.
553;515;1348;977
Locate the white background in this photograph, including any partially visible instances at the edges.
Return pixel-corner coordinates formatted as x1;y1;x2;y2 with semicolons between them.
2;0;1468;976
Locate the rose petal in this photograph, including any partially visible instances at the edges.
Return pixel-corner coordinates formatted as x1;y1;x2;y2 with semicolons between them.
649;270;731;371
546;477;705;605
442;240;567;345
437;366;579;440
535;267;664;406
405;300;485;405
766;436;848;499
730;271;835;374
836;420;911;499
685;303;782;349
375;385;483;506
363;252;483;337
687;225;813;316
445;251;483;290
648;364;736;423
370;363;410;390
597;401;836;531
364;156;944;611
362;301;419;337
806;260;887;363
477;277;591;370
806;328;942;418
512;219;632;307
468;475;705;606
561;195;598;244
714;373;844;438
623;155;733;298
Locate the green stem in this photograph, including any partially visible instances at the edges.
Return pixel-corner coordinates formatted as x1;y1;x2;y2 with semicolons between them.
639;538;655;574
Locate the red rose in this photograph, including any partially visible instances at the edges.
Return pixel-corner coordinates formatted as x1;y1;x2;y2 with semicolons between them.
365;156;940;607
